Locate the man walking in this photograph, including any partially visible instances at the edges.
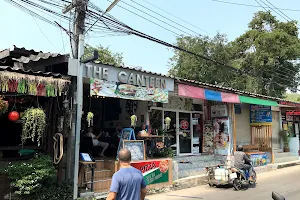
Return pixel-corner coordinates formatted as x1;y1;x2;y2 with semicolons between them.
106;148;147;200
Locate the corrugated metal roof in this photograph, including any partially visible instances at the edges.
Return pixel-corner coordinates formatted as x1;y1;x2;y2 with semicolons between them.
175;78;300;104
99;61;295;103
12;52;63;64
0;66;65;78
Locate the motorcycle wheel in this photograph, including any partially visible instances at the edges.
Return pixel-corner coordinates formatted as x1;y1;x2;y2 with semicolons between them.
249;171;257;185
233;176;243;191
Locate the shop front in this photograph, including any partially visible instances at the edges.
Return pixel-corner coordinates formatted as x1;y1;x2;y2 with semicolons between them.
234;97;280;166
69;62;176;192
281;109;300;156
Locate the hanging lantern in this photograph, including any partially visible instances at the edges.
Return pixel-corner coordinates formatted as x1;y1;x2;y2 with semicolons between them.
130;115;137;128
8;111;20;121
165;117;171;130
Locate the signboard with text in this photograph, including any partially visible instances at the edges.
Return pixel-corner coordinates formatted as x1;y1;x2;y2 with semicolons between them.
68;59;174;91
131;160;170;185
250;105;272;125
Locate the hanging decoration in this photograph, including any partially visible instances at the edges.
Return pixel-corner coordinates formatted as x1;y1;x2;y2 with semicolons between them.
0;96;8;116
21;108;46;146
0;71;70;97
130;114;137;128
8;111;20;121
165;117;171;130
86;112;94;127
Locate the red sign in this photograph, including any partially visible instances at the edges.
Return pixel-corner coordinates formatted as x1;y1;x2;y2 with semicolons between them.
180;120;189;129
131;160;169;185
280;101;300;107
286;110;300;116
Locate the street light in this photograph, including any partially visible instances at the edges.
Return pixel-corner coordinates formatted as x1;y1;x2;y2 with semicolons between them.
85;0;121;34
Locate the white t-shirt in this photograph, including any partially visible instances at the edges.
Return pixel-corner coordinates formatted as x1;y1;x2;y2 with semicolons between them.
88;132;99;146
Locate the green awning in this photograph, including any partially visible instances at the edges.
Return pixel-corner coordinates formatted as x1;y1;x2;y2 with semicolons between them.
239;96;278;106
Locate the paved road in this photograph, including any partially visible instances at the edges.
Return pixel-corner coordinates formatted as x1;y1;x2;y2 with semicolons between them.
146;165;300;200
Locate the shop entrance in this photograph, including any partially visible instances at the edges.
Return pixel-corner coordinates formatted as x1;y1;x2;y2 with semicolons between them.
150;108;203;156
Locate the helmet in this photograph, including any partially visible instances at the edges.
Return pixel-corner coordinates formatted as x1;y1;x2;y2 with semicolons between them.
237;145;244;151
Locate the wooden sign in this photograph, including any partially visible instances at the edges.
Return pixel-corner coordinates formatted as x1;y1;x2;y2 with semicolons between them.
123;140;146;161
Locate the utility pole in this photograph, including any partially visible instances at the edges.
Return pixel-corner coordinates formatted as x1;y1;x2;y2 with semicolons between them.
63;0;87;199
72;1;86;199
63;1;120;199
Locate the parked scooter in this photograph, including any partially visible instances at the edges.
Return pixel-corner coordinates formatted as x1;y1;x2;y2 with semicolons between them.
272;192;285;200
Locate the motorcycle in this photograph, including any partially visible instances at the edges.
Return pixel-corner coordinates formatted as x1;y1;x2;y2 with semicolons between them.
272;192;285;200
231;166;257;190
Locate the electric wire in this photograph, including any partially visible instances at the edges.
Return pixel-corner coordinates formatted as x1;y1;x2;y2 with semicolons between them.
142;0;212;35
4;0;300;92
210;0;300;12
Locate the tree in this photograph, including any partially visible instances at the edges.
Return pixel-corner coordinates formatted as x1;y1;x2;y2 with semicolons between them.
284;92;300;102
230;11;300;97
168;33;237;87
85;44;123;66
169;11;300;97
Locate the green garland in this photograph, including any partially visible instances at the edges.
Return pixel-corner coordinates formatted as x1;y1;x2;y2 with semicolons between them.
21;108;46;146
0;71;70;97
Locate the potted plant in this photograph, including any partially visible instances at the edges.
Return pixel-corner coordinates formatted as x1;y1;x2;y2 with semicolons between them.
21;108;46;146
0;96;8;117
279;130;291;152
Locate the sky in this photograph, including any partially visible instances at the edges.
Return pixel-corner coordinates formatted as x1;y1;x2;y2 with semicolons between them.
1;0;300;75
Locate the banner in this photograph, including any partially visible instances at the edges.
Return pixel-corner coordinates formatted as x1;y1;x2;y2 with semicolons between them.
90;79;168;103
131;160;169;185
250;105;272;125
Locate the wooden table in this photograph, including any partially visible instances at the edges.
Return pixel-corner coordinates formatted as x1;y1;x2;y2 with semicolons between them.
78;161;96;192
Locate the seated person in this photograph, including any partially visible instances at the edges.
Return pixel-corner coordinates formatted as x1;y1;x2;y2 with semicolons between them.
137;124;150;138
87;127;109;157
234;145;254;180
136;124;153;157
115;124;123;139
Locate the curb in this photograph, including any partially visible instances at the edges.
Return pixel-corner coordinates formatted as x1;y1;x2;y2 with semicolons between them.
78;160;300;199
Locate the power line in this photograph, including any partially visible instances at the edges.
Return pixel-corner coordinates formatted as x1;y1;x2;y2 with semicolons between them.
142;0;212;35
105;0;182;36
211;0;300;12
6;0;300;93
264;0;293;21
129;0;202;36
109;0;193;36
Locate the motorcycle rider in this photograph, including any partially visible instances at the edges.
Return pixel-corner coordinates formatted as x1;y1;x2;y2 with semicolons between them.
234;145;254;180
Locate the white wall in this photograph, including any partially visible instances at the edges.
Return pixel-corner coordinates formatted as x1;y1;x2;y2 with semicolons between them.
235;104;251;145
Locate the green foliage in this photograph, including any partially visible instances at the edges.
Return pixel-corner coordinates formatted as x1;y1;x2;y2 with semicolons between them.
21;108;46;146
169;11;300;97
279;130;291;147
1;155;73;200
151;147;174;158
169;33;236;87
283;93;300;102
85;44;123;66
2;155;56;195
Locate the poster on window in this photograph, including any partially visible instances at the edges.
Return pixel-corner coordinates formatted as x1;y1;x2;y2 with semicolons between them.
203;121;214;153
213;118;231;155
90;79;168;103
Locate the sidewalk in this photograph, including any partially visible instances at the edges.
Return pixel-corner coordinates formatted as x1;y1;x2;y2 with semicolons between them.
78;160;300;200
